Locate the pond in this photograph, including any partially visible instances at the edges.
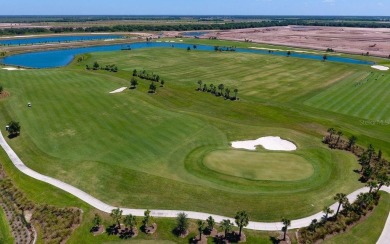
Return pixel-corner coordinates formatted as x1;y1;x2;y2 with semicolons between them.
0;34;124;46
0;42;374;69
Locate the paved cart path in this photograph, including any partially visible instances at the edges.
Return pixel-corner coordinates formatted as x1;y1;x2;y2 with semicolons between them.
0;131;389;242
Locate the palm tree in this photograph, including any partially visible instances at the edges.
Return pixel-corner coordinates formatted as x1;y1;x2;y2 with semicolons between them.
110;208;123;228
335;131;343;147
209;84;214;93
377;149;382;161
282;218;291;241
359;152;370;172
176;212;189;235
124;214;137;234
197;80;203;90
235;211;249;237
206;216;215;232
367;144;375;162
327;128;336;143
0;85;3;94
322;206;334;222
366;181;378;193
287;51;291;56
203;84;207;92
322;54;328;61
161;80;165;87
334;193;347;217
133;69;137;76
220;219;233;238
356;193;373;210
347;135;357;151
218;84;224;96
376;173;390;193
224;88;231;99
149;82;157;93
309;219;318;232
197;220;205;240
234;88;238;100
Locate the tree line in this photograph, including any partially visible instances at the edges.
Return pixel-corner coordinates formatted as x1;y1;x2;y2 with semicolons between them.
2;19;390;36
131;69;165;94
196;80;239;101
92;209;293;242
86;61;118;72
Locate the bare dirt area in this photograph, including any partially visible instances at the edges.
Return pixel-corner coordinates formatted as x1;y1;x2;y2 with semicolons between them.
202;26;390;58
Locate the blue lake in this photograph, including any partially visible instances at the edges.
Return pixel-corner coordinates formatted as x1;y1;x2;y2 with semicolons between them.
0;42;374;69
0;35;124;46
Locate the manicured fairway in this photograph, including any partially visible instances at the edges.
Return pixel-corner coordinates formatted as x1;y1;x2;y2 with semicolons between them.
0;40;388;223
305;71;390;120
203;150;314;181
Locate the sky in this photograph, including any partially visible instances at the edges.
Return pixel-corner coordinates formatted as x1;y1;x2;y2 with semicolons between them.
0;0;389;16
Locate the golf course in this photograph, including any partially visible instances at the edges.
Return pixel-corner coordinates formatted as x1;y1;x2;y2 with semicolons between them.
0;37;389;242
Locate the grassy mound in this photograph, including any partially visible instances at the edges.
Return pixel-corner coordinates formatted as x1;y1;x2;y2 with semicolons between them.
203;150;314;181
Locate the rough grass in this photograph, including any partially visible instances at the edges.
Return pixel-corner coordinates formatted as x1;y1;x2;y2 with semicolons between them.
0;45;387;222
203;150;314;181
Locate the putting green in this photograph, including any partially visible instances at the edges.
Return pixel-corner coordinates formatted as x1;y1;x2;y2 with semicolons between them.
203;150;314;181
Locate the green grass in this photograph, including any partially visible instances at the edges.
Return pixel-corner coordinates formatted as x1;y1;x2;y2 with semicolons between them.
0;41;388;226
305;71;390;121
324;193;390;244
203;150;314;181
0;206;14;244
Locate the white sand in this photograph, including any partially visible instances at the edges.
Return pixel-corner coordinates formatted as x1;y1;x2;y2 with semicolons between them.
2;67;26;71
231;136;297;151
371;65;389;71
109;87;127;94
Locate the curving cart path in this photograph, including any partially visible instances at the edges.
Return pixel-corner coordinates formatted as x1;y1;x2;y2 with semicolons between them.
0;131;389;242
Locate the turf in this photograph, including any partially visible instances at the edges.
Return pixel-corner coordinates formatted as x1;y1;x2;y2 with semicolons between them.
0;41;388;223
324;193;390;244
203;150;314;181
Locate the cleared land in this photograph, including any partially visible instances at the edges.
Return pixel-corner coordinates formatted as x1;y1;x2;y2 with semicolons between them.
201;26;390;57
0;40;388;224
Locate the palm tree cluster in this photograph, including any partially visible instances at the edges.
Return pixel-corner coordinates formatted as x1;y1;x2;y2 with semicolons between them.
85;62;118;72
196;80;239;100
300;191;381;243
132;69;165;93
324;128;389;184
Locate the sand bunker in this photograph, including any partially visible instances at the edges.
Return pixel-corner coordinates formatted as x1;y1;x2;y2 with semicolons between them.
2;67;25;71
109;87;127;94
231;136;297;151
371;65;389;71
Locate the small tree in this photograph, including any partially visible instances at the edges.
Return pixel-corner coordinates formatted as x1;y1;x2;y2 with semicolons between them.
133;69;137;76
110;208;123;228
0;85;3;94
220;219;233;238
347;135;357;151
187;46;191;51
282;218;291;241
130;77;138;88
93;61;100;70
233;88;238;100
149;82;157;93
92;214;101;228
367;180;378;193
235;210;249;237
206;216;215;232
322;206;334;222
287;51;291;56
7;121;21;137
218;84;224;95
322;54;328;61
176;212;189;235
142;209;151;228
160;80;165;87
197;80;203;90
334;193;348;217
124;214;137;234
197;220;205;240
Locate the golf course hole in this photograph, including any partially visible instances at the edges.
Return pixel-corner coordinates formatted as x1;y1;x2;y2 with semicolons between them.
203;150;314;181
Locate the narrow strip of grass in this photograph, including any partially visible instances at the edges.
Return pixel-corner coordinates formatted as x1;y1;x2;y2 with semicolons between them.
0;205;14;244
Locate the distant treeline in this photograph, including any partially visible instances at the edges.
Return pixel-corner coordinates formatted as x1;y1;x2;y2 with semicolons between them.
1;19;390;36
